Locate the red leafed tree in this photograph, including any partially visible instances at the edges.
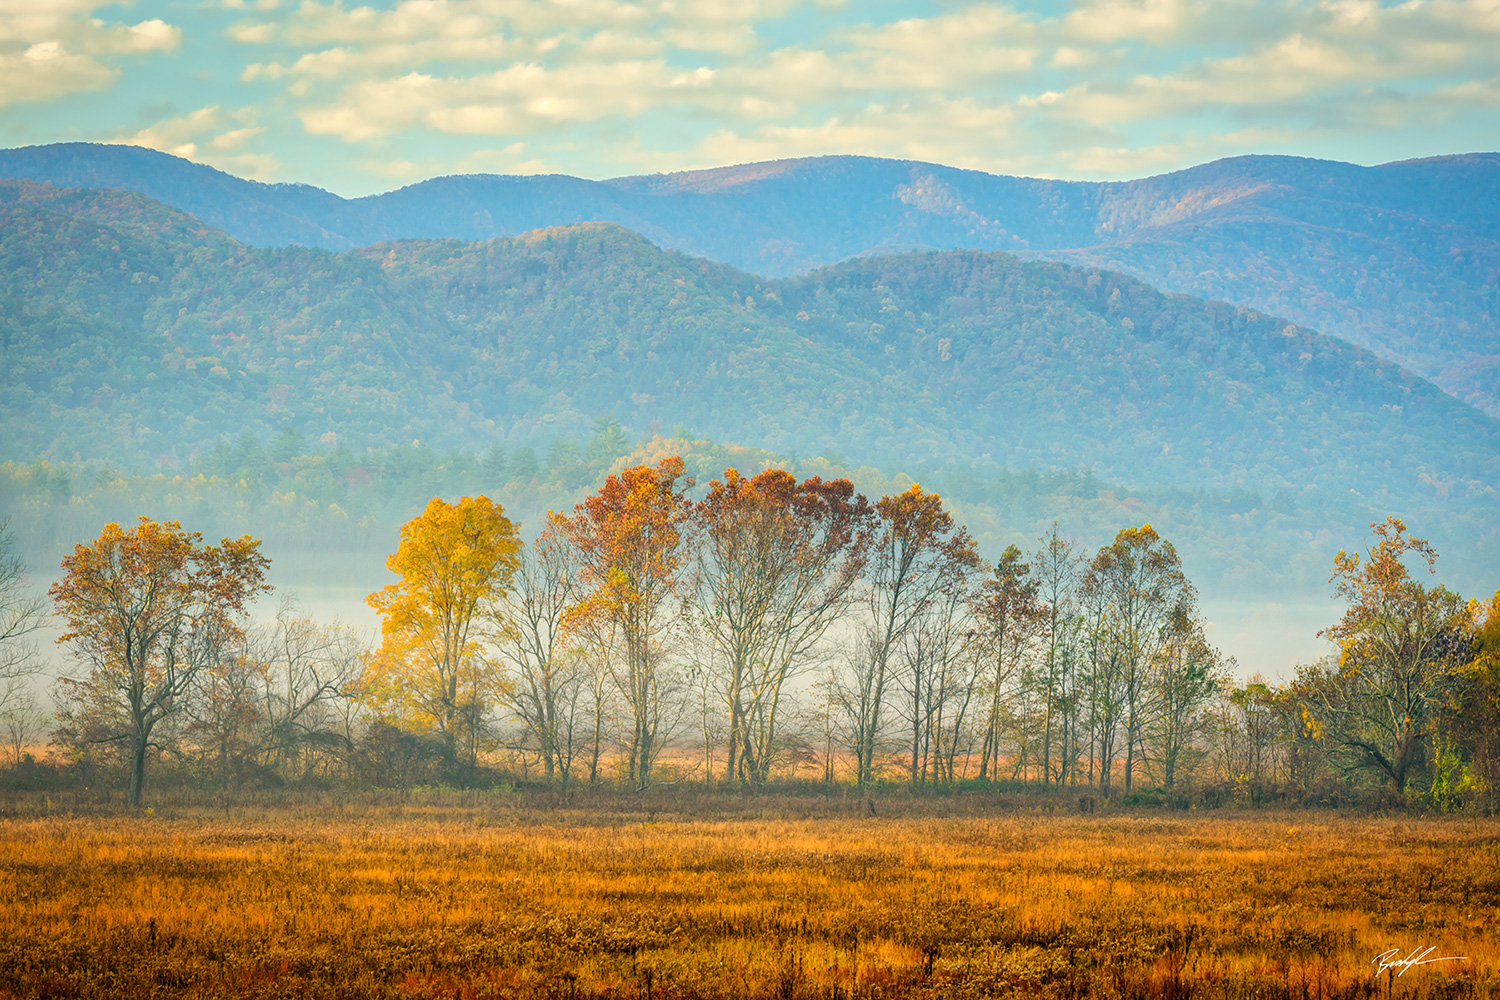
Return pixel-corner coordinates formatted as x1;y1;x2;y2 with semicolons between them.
697;468;874;786
51;518;271;806
561;457;696;790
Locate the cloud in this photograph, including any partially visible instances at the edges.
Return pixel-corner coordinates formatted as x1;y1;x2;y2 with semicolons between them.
200;0;1500;185
1063;0;1202;42
0;42;116;106
1028;21;1489;127
842;6;1040;88
300;60;715;140
108;105;281;179
0;2;180;108
82;18;180;55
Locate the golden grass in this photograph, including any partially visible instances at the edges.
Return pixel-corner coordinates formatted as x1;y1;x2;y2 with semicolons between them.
1;794;1496;998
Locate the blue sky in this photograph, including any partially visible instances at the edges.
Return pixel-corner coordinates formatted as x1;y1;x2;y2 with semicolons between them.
2;0;1498;196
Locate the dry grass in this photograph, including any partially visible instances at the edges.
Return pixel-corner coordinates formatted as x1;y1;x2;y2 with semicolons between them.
0;793;1496;999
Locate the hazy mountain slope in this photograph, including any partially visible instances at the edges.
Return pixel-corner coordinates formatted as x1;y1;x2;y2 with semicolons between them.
2;180;1496;526
2;144;1495;418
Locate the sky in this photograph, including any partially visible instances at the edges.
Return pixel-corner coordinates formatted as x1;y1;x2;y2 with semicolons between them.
2;0;1498;196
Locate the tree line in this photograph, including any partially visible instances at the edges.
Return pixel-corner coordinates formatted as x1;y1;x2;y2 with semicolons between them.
4;458;1497;809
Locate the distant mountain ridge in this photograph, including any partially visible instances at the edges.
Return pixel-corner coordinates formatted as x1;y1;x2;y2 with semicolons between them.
1;143;1495;417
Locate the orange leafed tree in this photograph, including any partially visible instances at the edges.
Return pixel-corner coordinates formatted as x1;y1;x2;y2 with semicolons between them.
561;457;695;790
842;484;980;789
51;518;270;806
365;496;522;775
697;468;874;786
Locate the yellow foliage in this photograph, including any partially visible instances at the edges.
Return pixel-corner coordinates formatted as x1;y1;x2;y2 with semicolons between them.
363;496;521;737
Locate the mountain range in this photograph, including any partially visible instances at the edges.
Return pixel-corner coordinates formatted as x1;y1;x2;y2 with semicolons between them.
2;170;1496;523
2;143;1496;418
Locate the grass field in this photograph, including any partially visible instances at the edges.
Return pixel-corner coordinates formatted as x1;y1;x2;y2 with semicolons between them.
0;792;1495;999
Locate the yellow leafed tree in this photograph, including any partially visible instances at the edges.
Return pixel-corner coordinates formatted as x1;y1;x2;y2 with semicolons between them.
364;496;522;775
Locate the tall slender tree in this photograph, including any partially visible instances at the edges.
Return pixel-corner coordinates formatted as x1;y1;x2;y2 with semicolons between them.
500;515;588;785
1032;526;1083;786
851;485;980;789
974;544;1041;781
563;458;696;790
1082;525;1194;792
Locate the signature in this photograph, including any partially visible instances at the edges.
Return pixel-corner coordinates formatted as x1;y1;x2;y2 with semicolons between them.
1372;946;1467;977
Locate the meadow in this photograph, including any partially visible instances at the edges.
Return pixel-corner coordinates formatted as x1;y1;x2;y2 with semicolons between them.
0;792;1495;1000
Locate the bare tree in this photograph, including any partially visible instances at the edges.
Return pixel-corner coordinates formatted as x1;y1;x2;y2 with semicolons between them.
896;580;976;784
0;521;46;719
3;689;45;766
1032;526;1083;785
254;600;367;779
499;520;588;785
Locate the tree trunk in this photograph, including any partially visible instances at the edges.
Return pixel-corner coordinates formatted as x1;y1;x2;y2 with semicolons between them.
129;737;147;808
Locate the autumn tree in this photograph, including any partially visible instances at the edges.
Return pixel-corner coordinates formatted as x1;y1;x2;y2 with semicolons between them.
1312;517;1473;795
562;458;695;790
1031;525;1084;786
364;496;522;778
1081;525;1194;792
50;518;270;806
696;469;873;786
974;544;1042;781
841;484;980;789
1448;591;1500;811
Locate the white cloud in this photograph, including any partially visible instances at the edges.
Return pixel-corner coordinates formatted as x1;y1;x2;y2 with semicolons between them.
200;0;1500;185
301;59;715;140
108;105;281;180
1063;0;1202;42
82;18;181;55
1029;25;1487;126
0;42;115;106
844;6;1040;88
111;105;232;158
0;2;179;108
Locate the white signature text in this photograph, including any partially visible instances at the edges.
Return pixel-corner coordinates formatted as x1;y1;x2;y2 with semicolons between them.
1372;946;1467;977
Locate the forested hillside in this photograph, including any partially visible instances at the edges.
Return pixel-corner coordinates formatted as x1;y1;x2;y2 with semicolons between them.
4;177;1496;507
2;144;1496;415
